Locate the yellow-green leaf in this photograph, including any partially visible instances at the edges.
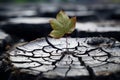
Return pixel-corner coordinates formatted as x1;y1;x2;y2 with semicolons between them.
67;17;76;34
49;30;64;39
50;19;63;30
56;10;69;24
49;10;76;38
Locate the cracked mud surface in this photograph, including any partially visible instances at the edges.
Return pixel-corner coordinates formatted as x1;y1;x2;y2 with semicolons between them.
8;37;120;79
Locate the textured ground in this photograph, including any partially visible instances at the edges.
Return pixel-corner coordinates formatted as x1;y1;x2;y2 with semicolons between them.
7;37;120;80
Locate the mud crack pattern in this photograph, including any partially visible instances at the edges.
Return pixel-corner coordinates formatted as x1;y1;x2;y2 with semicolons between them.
9;37;120;78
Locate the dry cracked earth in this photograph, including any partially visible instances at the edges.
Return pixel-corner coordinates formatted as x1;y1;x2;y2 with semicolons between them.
6;37;120;80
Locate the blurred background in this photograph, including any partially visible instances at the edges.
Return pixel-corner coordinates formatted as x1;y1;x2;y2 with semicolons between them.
0;0;120;3
0;0;120;50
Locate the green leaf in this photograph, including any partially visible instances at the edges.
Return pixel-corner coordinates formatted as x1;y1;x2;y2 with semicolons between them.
49;19;62;30
49;10;76;39
49;30;64;39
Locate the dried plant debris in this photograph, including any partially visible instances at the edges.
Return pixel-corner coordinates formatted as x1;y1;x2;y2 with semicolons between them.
7;37;120;79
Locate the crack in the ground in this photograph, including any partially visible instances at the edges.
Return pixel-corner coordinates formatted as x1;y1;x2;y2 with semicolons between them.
8;38;120;78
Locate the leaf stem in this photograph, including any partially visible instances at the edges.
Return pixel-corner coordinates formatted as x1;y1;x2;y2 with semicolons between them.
65;35;69;51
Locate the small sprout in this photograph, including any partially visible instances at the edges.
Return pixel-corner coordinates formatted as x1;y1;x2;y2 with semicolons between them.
49;10;76;39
